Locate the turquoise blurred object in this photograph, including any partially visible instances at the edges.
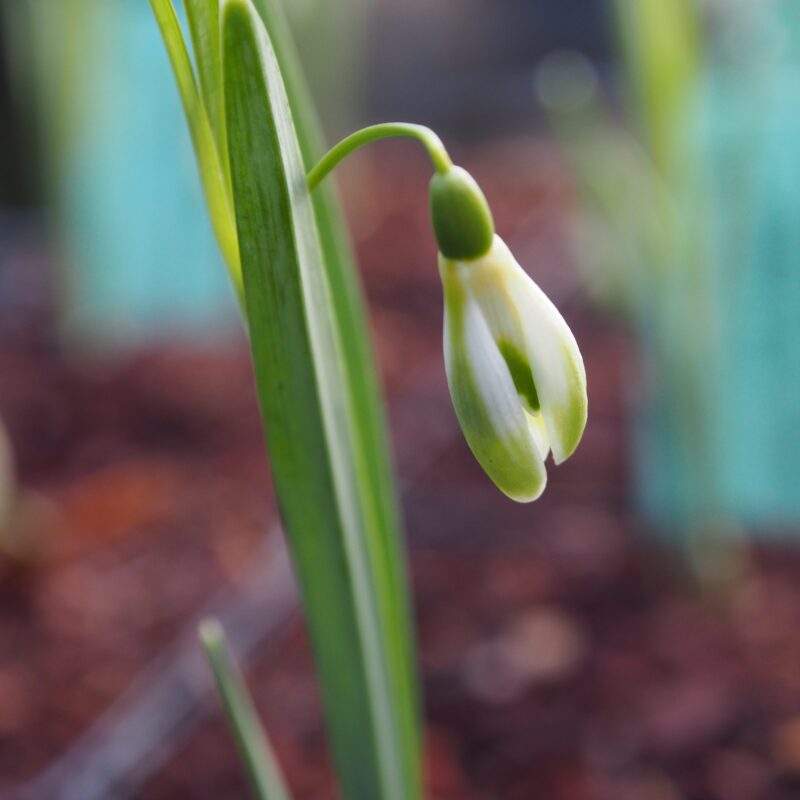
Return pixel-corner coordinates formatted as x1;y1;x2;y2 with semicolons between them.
34;0;239;347
635;1;800;531
19;0;373;349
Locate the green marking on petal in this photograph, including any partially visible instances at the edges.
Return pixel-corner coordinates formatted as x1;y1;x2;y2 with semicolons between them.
497;339;541;413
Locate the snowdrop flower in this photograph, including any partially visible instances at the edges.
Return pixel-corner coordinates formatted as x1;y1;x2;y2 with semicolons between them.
431;167;587;502
304;120;587;501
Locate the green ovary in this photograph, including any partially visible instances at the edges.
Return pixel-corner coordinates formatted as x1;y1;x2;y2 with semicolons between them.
497;339;540;413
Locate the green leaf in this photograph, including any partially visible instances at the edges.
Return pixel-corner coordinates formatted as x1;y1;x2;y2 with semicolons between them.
149;0;241;290
183;0;231;189
248;3;421;793
199;619;293;800
222;2;417;798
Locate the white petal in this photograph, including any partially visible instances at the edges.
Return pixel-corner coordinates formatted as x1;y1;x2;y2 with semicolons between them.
440;257;547;502
493;236;588;464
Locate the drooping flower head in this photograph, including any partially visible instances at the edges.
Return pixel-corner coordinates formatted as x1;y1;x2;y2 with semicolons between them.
430;167;587;502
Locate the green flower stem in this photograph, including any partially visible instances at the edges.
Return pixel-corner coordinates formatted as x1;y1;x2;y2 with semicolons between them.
307;122;453;191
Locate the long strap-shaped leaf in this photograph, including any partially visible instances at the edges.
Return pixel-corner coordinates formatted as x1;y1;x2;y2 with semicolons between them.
151;0;420;792
248;1;421;793
222;3;413;798
184;0;231;191
150;0;241;289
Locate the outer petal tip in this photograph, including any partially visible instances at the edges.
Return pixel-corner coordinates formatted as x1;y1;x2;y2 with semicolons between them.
500;471;548;503
500;245;588;464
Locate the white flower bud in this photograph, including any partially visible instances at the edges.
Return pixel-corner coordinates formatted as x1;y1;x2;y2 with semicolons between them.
440;235;587;502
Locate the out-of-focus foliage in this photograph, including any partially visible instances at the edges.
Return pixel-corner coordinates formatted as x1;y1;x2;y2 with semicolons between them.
613;0;700;175
546;0;800;533
9;0;237;346
1;0;373;346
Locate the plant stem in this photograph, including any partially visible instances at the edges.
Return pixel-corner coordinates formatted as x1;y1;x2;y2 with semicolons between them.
199;619;292;800
307;122;453;190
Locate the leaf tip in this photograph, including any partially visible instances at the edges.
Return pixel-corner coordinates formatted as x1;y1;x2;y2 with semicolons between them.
221;0;255;26
198;617;225;648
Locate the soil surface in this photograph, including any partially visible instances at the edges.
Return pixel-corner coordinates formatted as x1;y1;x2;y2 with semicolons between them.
2;147;800;800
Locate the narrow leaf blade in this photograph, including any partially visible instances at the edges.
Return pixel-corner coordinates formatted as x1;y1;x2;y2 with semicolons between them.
249;3;421;792
222;2;411;797
150;0;241;288
200;619;293;800
184;0;231;187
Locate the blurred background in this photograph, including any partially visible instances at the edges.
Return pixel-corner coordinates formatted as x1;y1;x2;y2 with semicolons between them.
2;0;800;798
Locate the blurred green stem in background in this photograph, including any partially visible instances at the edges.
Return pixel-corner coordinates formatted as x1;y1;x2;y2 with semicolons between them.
537;11;713;542
608;0;720;545
612;0;701;177
545;2;800;570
